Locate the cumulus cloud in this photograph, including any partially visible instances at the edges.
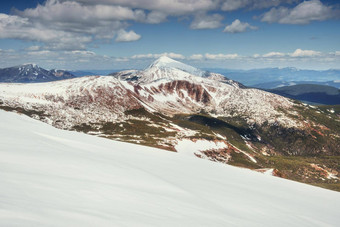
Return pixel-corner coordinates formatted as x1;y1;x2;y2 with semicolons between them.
221;0;299;11
0;0;153;50
189;54;204;60
16;0;145;22
25;46;41;51
0;13;92;50
223;19;257;33
115;30;141;42
145;11;168;24
262;52;286;57
1;48;339;70
190;13;224;29
0;48;115;69
2;0;337;53
260;49;322;58
290;48;321;57
131;52;185;60
131;52;238;61
65;0;219;16
205;53;239;60
13;0;140;40
261;0;338;24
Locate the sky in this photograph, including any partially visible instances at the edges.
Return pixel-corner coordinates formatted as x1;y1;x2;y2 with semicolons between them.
0;0;339;70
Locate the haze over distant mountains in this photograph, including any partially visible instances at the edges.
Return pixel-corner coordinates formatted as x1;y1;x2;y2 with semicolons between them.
253;80;340;89
268;84;340;105
1;63;339;88
206;67;340;87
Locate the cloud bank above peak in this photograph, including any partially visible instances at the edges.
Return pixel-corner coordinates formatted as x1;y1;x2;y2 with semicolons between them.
0;0;338;70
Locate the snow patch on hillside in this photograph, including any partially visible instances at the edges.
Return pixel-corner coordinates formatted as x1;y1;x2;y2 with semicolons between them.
175;139;228;157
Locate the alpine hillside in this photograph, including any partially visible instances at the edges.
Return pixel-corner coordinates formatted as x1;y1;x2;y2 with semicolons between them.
1;56;339;191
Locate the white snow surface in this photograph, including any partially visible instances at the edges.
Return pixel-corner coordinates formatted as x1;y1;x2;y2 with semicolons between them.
175;139;228;157
1;110;340;227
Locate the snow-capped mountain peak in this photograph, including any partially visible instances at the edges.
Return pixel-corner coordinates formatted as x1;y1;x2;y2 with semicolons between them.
22;63;38;68
147;56;205;77
137;56;243;88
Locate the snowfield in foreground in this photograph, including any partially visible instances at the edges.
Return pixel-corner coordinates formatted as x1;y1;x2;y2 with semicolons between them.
0;110;339;227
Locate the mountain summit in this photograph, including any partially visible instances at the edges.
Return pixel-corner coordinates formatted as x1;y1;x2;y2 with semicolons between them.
131;56;242;87
147;56;205;77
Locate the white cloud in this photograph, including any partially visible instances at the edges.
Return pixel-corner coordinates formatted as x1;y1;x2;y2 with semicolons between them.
1;49;339;70
263;52;286;57
189;54;204;60
221;0;299;11
17;1;145;22
160;53;186;59
115;30;141;42
25;46;41;51
205;53;239;60
3;0;337;53
131;52;185;60
71;50;96;56
67;0;219;16
72;0;300;14
1;0;153;50
14;0;139;40
0;13;92;50
0;48;119;70
27;50;52;55
131;53;155;59
221;0;249;11
258;49;322;58
190;13;223;29
290;49;321;57
261;0;338;24
115;57;130;62
145;11;168;24
223;19;257;33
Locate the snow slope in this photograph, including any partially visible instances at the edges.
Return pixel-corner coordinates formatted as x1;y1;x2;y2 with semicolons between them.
1;109;340;226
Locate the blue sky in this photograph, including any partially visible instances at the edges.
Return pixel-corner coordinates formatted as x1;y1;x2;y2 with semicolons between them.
0;0;339;70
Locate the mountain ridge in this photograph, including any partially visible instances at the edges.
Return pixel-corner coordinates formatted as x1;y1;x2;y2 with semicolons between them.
0;64;75;83
1;57;339;191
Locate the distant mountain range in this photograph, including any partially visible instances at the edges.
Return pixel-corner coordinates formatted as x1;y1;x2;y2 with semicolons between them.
268;84;340;105
70;69;123;77
253;80;340;89
0;64;75;83
2;63;338;87
205;67;340;87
